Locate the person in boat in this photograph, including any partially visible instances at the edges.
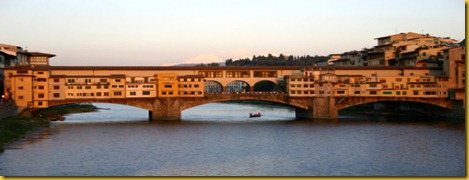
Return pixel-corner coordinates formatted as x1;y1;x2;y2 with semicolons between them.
249;112;261;117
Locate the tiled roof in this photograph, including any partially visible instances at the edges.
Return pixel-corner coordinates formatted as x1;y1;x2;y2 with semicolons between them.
178;74;205;78
110;74;126;78
25;51;56;57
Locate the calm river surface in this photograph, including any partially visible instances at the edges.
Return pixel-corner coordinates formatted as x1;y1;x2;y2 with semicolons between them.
0;103;465;176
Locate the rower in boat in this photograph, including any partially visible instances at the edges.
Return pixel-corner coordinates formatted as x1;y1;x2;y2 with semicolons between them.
249;112;261;118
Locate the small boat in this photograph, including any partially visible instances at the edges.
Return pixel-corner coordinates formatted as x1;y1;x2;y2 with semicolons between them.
249;113;261;118
48;115;65;121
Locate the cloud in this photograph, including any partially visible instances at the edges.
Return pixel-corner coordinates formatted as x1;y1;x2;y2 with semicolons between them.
184;54;223;64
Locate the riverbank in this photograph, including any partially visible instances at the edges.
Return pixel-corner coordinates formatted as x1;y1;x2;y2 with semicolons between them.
0;103;98;152
0;116;49;152
32;103;98;120
0;100;17;119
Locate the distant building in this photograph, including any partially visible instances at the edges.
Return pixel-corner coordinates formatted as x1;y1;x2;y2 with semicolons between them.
443;46;466;106
317;32;462;69
317;54;341;66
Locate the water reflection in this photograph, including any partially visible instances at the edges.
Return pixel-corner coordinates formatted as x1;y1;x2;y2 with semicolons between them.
61;102;296;123
182;102;295;122
0;102;465;176
62;103;148;123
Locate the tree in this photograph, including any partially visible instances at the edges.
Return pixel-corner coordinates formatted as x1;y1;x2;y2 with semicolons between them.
225;53;329;66
208;62;220;66
225;59;233;66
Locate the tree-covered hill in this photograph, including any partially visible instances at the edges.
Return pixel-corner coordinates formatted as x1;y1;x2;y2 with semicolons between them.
225;54;329;66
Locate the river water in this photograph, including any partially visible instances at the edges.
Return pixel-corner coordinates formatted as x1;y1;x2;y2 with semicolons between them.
0;103;465;176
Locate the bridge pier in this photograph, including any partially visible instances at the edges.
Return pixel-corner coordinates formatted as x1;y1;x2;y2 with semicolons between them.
312;97;338;120
295;108;313;119
294;97;338;120
149;98;181;121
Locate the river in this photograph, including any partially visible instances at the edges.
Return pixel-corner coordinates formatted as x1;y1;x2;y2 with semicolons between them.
0;102;465;176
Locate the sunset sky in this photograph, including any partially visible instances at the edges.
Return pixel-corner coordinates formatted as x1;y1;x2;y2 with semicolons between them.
0;0;464;66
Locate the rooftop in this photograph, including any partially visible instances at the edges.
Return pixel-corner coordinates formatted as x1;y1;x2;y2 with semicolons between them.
25;51;56;57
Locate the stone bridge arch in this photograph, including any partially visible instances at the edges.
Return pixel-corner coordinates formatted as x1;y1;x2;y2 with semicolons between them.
180;94;316;120
180;94;309;111
44;95;313;121
44;96;455;121
335;96;453;111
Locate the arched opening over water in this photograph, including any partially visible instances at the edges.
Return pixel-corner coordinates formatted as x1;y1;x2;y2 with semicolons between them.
226;81;251;93
182;100;295;122
253;80;277;92
53;103;149;123
339;101;453;120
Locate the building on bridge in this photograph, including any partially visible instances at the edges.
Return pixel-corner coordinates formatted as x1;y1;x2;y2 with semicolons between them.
288;56;465;107
1;39;465;120
178;75;204;97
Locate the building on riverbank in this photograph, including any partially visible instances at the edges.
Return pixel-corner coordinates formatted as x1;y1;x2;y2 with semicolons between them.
318;32;462;68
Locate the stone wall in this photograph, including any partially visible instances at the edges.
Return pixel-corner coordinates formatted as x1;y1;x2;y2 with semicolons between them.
0;101;17;119
442;100;465;119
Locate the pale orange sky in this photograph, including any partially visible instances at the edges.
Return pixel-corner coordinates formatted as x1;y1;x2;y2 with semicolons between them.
0;0;464;66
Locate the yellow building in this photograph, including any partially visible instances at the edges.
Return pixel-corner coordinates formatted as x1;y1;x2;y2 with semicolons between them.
178;75;205;97
156;73;178;97
63;75;113;99
287;72;316;96
125;76;157;98
3;51;56;108
49;75;66;101
287;66;455;99
109;74;126;98
5;66;35;107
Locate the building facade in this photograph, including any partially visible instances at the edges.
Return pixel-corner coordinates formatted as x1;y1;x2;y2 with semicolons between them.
320;32;462;68
2;33;465;111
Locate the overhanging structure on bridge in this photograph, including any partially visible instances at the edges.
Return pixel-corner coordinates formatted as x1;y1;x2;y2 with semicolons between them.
3;64;464;120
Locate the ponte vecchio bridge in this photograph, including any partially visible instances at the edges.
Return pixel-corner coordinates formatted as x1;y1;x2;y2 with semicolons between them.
4;64;460;121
